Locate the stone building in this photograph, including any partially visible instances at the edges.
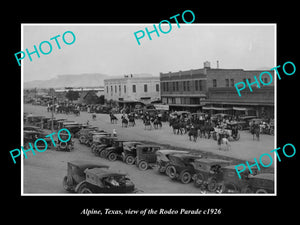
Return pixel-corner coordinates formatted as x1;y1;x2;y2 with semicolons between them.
104;74;160;108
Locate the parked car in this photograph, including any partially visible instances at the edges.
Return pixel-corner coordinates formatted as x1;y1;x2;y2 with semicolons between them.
101;139;128;161
62;161;136;193
191;158;231;192
121;141;143;165
245;173;274;193
23;130;54;149
56;132;74;152
166;153;203;184
135;145;161;171
220;165;259;193
155;149;189;174
95;136;117;157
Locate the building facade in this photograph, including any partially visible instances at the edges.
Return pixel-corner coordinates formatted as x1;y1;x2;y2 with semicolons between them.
160;61;274;115
160;69;207;111
104;75;160;106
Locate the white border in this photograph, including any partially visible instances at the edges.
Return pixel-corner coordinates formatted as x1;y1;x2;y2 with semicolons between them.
21;23;277;196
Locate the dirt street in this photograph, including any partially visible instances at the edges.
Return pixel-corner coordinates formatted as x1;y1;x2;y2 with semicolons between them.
23;104;275;194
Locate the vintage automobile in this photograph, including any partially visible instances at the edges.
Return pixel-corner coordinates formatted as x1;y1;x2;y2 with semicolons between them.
101;139;129;161
166;153;203;184
191;158;231;192
155;149;189;174
62;161;136;193
244;173;274;193
135;145;161;171
24;125;43;133
23;130;54;149
121;141;143;165
56;132;74;152
78;127;102;144
220;165;259;193
236;116;257;130
94;136;117;157
89;132;111;151
60;121;82;137
25;115;45;127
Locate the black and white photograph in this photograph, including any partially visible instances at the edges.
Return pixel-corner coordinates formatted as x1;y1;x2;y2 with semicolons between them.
4;4;298;221
21;24;276;195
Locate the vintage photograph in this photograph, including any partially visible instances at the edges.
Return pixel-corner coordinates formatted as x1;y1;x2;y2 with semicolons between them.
22;24;276;195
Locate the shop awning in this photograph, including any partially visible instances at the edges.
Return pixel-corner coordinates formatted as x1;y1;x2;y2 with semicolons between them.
202;106;231;111
232;107;254;111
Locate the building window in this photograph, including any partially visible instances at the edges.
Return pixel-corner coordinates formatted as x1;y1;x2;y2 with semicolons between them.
230;79;234;87
176;82;179;91
199;80;203;91
132;84;136;93
124;85;126;93
225;79;229;87
115;85;117;93
183;81;186;91
263;77;268;84
172;82;176;91
144;84;148;92
166;82;169;92
186;81;190;91
119;85;121;95
156;84;159;92
213;79;217;88
106;86;108;93
195;80;198;91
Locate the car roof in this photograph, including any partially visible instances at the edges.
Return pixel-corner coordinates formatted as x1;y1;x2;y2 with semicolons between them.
85;167;126;178
156;149;189;155
171;153;202;159
249;173;274;181
195;158;231;165
68;160;109;170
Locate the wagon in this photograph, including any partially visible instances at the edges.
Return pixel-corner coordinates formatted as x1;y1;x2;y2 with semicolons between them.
191;158;231;192
155;149;189;174
166;153;203;184
135;145;161;171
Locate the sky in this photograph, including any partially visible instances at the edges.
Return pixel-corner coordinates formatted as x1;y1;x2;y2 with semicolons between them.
22;24;275;82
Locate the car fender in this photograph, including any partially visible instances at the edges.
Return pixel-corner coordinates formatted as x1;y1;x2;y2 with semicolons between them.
74;180;88;193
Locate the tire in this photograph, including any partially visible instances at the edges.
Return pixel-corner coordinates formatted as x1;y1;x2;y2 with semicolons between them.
223;183;238;193
59;142;67;149
138;161;148;171
193;173;205;188
79;136;86;144
62;176;73;192
108;152;117;161
167;165;177;179
256;189;268;194
179;170;192;184
207;178;218;192
77;183;93;193
125;155;135;165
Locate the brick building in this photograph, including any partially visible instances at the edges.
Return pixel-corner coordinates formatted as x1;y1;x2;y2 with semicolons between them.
160;61;274;116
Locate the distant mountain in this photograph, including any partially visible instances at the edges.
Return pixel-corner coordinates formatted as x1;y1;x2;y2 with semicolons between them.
24;73;156;89
24;73;110;89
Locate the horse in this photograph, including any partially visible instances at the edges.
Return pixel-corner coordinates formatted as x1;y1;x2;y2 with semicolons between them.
217;132;231;151
144;119;152;130
251;124;260;141
171;121;185;135
153;118;162;129
128;116;135;127
122;118;128;128
188;126;198;142
110;114;118;124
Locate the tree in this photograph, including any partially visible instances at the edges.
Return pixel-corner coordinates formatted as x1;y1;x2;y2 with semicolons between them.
65;90;79;102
